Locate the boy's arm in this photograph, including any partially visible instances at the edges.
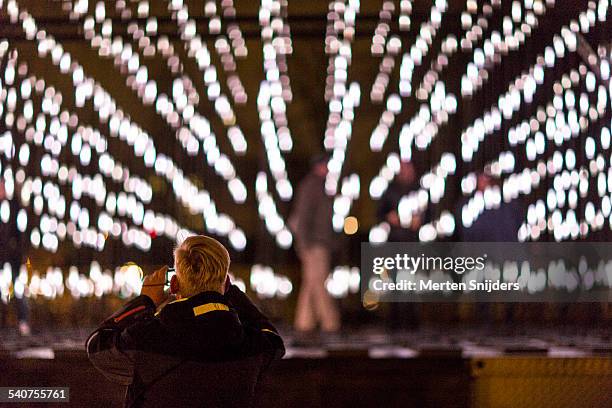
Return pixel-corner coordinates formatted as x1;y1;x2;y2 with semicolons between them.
86;295;156;384
225;284;285;359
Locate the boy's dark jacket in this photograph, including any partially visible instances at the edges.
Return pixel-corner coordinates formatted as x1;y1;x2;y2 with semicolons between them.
86;285;285;408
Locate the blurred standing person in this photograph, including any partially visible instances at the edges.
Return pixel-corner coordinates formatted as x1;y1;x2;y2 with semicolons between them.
377;161;422;331
456;171;523;242
289;155;340;335
0;179;30;336
455;170;523;325
377;161;423;241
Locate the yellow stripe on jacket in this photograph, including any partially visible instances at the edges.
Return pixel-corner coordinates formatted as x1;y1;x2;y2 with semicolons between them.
193;303;230;316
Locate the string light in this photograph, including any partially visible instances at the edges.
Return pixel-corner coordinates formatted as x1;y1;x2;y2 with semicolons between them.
0;0;610;302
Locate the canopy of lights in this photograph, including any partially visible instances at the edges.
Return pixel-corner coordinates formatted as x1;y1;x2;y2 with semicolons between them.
0;0;610;300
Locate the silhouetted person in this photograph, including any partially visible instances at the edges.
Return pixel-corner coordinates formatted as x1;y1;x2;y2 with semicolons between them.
377;161;423;331
0;180;29;336
289;155;340;334
455;171;523;326
456;172;523;242
377;161;423;241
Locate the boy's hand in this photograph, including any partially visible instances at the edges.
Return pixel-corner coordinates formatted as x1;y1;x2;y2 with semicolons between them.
141;266;168;306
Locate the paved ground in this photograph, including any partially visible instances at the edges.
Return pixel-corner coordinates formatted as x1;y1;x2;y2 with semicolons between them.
1;325;610;358
1;326;611;407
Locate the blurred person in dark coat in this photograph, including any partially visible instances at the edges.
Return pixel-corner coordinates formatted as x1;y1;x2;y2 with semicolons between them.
289;155;340;334
0;179;29;336
87;235;284;408
377;161;423;241
456;171;523;242
455;171;524;325
377;161;423;331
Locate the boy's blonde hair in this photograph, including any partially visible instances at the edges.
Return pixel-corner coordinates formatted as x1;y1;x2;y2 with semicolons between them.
174;235;230;296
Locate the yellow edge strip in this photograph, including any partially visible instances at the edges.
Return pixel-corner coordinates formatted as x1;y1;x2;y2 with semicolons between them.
168;296;190;304
193;302;230;316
